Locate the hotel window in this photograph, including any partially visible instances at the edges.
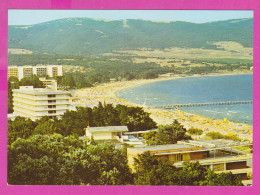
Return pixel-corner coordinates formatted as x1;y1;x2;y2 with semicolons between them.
36;67;47;76
48;94;56;98
48;105;56;108
53;67;58;77
23;68;33;77
48;110;56;114
175;154;183;161
8;68;18;78
213;163;225;171
48;100;56;103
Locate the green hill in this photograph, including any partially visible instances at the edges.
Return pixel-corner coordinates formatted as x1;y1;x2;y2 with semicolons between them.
8;18;253;55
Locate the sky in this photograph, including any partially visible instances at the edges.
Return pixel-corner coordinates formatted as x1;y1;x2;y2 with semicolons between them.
8;10;253;25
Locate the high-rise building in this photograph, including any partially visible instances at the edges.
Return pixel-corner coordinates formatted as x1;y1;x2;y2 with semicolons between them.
8;65;63;80
12;86;71;120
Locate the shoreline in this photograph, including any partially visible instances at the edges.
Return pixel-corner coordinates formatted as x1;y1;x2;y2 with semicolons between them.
72;72;253;142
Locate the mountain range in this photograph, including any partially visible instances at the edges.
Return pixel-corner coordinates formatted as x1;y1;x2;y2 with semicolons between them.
8;17;253;55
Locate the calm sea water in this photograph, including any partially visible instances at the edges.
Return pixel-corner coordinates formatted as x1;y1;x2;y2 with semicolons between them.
118;74;253;125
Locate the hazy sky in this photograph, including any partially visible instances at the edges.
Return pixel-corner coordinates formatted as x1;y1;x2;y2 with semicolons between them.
8;10;253;25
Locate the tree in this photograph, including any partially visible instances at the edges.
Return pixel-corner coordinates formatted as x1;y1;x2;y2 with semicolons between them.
187;127;203;139
142;120;192;145
116;104;157;131
58;106;93;136
133;151;178;185
19;75;44;88
60;73;76;88
8;77;20;113
200;171;243;186
33;119;57;135
8;116;37;144
8;134;133;185
157;120;191;144
176;161;208;186
142;131;158;146
8;134;82;185
92;102;121;127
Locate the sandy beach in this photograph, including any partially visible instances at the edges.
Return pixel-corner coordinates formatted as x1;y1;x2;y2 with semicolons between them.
72;73;253;142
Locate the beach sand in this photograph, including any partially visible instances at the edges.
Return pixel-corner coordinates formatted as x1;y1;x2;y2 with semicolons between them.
72;73;253;142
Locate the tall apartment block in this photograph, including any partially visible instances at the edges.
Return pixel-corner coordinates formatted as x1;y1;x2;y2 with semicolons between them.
8;65;63;80
12;86;71;120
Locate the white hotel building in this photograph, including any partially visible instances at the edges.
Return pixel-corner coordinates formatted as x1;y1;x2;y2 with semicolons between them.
12;86;71;120
8;65;63;80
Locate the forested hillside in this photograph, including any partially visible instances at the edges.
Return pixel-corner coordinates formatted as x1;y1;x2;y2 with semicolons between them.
8;18;253;55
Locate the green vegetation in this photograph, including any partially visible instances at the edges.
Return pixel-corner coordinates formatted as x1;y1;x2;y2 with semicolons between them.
142;120;192;145
8;105;244;186
190;58;253;64
187;127;203;136
8;134;132;185
175;63;252;75
8;54;177;87
206;131;242;141
8;134;244;185
8;102;157;144
8;53;253;92
8;18;253;55
133;152;243;186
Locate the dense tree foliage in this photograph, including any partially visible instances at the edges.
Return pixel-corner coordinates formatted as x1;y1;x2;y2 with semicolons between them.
8;114;244;186
8;116;37;144
116;104;157;132
19;75;44;88
8;134;133;185
134;151;178;185
8;103;157;144
133;152;243;186
200;171;243;186
142;120;191;145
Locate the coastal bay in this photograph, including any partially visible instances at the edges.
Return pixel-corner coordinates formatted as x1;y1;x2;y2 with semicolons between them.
72;73;253;141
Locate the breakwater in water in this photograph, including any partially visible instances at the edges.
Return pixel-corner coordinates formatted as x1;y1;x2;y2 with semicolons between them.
154;100;253;109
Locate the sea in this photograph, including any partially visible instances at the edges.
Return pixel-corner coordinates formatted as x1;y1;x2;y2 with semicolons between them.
117;74;253;125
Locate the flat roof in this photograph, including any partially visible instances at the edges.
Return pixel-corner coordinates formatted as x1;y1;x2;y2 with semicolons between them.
215;167;252;174
87;126;128;132
13;88;71;95
174;154;252;166
8;65;62;67
129;144;200;152
124;129;158;135
178;139;252;149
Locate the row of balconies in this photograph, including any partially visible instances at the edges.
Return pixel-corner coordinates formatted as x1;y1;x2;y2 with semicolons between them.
13;93;70;101
13;97;70;106
13;103;69;112
14;107;68;117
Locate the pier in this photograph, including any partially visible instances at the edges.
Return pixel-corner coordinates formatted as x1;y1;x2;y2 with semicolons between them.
153;100;253;109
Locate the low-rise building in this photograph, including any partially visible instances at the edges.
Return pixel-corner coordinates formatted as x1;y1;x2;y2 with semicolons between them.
127;139;252;181
12;86;71;120
39;77;58;90
85;126;128;142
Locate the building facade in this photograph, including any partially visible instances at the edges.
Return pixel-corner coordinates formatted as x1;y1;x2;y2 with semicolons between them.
127;140;252;182
39;77;58;90
12;86;71;120
8;65;63;80
85;126;128;141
